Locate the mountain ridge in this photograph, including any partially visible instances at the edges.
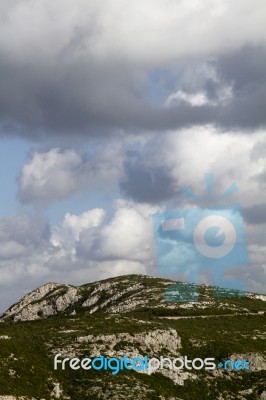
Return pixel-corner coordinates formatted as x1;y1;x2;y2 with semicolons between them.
1;274;265;322
0;274;265;399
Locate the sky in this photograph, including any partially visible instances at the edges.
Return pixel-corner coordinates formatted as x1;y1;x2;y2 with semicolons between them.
0;0;265;312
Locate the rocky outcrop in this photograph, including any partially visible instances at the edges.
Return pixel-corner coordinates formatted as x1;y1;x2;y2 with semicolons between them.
1;275;266;322
0;397;43;400
0;275;265;399
2;282;60;319
68;329;191;385
2;283;80;321
229;353;266;371
248;294;266;302
76;328;182;356
51;382;63;399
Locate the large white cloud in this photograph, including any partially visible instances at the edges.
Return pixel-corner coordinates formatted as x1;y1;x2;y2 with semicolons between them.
18;149;81;202
0;203;159;312
0;193;265;313
120;126;266;208
77;200;162;264
163;128;266;207
17;127;266;212
51;199;161;267
18;142;126;203
51;208;106;248
1;0;265;65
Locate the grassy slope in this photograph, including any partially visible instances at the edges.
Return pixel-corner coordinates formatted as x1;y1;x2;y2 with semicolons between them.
0;276;265;399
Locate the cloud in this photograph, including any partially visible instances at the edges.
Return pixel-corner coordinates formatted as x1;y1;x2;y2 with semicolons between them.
0;212;54;309
0;2;265;137
244;204;266;225
85;200;161;263
18;144;125;203
0;203;159;312
18;149;82;203
164;61;234;108
17;126;266;210
0;213;50;254
251;139;266;161
1;194;266;312
1;1;265;63
51;208;106;247
1;1;265;313
0;241;26;259
120;159;179;204
53;199;160;266
117;126;266;209
164;46;266;129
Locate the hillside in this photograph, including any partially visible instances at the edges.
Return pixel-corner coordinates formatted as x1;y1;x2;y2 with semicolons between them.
0;275;265;399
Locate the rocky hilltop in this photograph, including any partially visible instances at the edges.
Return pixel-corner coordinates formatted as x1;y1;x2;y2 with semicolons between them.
0;275;265;400
2;274;265;322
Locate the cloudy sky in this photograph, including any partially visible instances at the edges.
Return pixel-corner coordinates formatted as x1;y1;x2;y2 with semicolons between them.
0;0;265;311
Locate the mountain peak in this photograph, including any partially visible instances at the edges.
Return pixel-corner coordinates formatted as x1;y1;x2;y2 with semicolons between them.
1;274;265;322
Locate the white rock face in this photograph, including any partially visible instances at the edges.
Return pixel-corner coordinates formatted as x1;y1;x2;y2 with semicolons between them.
2;282;60;319
155;368;196;386
82;294;100;308
76;328;181;355
248;293;266;302
229;353;266;371
75;328;192;385
136;328;182;354
1;275;265;323
2;283;80;321
51;382;63;398
100;283;142;309
107;298;148;313
0;397;42;400
54;287;80;312
0;397;20;400
82;281;148;314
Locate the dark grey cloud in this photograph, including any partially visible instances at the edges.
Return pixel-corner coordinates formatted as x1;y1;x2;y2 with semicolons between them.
0;55;143;136
164;46;266;130
214;46;266;128
0;1;265;137
0;55;216;136
244;204;266;225
120;155;179;203
252;168;266;189
0;14;266;139
217;46;266;91
218;80;266;129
